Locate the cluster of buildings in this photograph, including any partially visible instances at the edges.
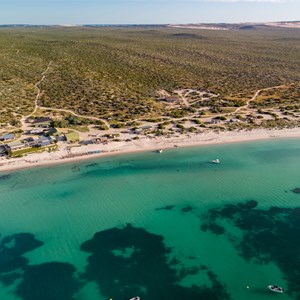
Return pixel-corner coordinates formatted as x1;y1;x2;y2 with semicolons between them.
0;117;80;157
0;116;158;159
0;133;56;157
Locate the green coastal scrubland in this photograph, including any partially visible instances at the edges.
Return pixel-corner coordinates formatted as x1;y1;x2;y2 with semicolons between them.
0;26;300;127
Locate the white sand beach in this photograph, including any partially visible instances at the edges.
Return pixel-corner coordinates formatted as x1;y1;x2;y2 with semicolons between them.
1;127;300;173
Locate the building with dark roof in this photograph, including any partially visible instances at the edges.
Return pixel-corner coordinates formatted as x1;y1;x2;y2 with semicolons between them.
32;117;52;128
0;145;9;156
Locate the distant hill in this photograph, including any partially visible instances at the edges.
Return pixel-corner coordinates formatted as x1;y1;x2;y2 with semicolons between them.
0;24;166;28
0;24;49;28
0;22;299;29
266;21;300;28
168;21;300;30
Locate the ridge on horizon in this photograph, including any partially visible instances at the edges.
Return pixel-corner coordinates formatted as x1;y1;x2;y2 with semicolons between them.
0;20;299;27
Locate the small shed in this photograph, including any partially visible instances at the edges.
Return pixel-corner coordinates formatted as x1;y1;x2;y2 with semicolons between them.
91;138;102;144
30;128;46;135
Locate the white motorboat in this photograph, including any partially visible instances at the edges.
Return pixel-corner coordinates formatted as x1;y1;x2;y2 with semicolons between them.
268;285;284;293
212;158;220;164
129;297;140;300
158;149;163;153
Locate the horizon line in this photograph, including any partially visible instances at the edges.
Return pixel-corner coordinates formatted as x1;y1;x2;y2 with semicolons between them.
0;20;299;26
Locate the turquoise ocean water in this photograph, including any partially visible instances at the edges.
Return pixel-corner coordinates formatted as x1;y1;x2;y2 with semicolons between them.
1;138;300;300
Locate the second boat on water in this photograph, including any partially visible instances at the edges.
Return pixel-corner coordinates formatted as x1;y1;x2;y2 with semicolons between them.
212;158;220;164
268;285;284;293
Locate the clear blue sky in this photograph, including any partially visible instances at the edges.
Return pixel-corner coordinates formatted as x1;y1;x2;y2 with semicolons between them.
0;0;299;25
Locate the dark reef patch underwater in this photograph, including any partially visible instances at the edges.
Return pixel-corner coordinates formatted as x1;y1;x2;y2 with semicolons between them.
291;187;300;194
1;225;230;300
80;224;230;300
201;200;300;299
16;262;82;300
0;233;43;285
0;233;81;300
0;174;12;181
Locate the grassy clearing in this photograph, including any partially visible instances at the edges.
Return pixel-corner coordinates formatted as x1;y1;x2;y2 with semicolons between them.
10;145;57;157
68;125;89;132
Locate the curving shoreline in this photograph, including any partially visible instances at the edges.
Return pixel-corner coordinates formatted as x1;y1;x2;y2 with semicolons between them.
1;127;300;173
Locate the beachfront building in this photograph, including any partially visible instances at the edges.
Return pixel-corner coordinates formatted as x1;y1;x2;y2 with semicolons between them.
34;136;52;147
0;133;15;141
7;140;27;151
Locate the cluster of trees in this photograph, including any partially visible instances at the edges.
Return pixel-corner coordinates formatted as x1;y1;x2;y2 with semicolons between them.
252;84;300;108
51;115;104;128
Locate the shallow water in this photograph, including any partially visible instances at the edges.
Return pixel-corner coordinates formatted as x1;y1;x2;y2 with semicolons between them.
1;138;300;300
